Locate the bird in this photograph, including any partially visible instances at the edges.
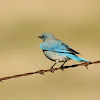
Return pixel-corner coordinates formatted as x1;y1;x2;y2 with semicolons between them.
38;33;90;72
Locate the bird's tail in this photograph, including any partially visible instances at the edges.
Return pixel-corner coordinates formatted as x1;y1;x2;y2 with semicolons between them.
76;56;90;62
65;54;90;62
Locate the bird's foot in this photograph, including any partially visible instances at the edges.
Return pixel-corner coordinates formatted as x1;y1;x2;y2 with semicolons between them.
50;68;55;73
60;66;64;71
84;61;90;69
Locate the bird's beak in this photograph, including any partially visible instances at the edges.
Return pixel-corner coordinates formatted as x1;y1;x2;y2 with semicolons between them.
38;36;42;38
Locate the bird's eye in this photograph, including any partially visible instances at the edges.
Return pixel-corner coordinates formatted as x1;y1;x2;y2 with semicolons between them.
42;35;45;38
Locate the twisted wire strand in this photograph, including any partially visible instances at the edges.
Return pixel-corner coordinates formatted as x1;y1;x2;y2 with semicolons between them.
0;60;100;82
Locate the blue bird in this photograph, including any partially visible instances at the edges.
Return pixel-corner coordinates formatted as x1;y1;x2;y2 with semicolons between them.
38;33;90;72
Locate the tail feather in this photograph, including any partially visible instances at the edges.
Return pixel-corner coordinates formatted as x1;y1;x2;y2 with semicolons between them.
78;57;90;62
65;54;90;62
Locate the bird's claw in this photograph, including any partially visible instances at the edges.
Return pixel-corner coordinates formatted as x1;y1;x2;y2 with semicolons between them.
50;68;55;73
60;66;64;71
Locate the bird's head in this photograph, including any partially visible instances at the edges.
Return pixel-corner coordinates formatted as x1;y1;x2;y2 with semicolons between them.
38;33;55;41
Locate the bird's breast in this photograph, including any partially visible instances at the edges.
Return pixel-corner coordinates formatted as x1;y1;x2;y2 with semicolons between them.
43;51;70;62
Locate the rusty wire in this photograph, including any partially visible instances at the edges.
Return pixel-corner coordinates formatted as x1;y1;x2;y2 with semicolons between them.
0;60;100;82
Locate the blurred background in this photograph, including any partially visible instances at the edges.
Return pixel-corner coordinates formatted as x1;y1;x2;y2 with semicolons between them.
0;0;100;100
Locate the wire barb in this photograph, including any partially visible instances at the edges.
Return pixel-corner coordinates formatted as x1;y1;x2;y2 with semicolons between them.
0;60;100;82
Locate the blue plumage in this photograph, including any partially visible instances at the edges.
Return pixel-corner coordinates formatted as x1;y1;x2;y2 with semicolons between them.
38;33;90;70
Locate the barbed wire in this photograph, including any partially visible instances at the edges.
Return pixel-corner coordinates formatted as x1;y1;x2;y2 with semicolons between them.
0;60;100;82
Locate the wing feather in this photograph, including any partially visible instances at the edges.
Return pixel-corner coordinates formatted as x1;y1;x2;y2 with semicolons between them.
40;41;80;54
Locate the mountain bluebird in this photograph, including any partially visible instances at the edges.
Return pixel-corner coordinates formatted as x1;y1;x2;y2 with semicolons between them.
38;33;90;72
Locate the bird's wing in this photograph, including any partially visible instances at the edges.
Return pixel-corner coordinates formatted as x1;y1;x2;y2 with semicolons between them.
40;41;80;54
61;42;80;54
